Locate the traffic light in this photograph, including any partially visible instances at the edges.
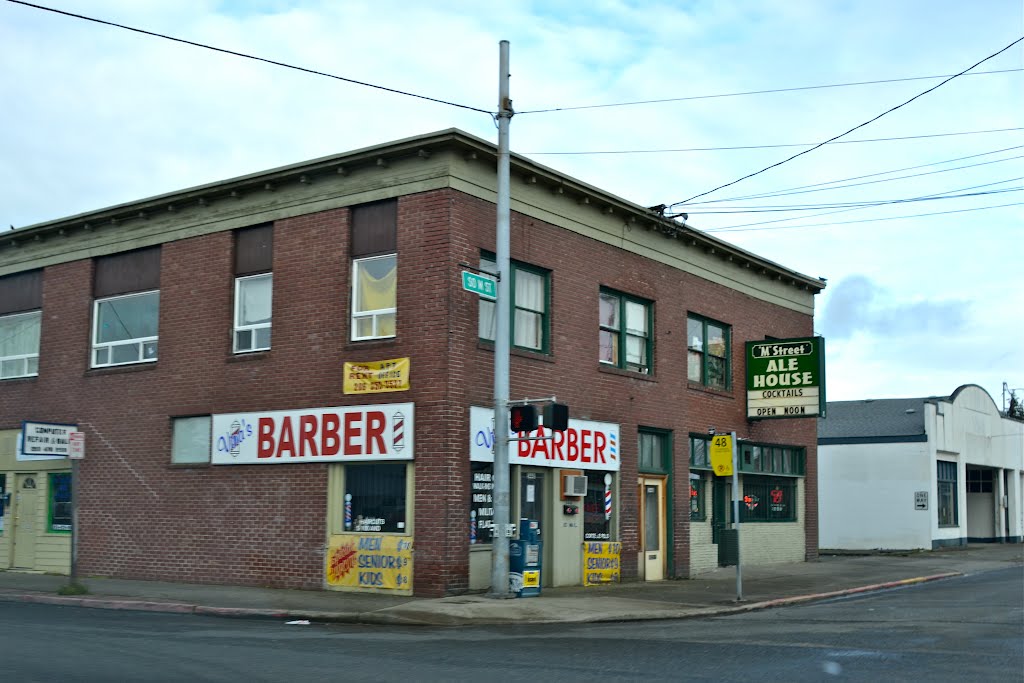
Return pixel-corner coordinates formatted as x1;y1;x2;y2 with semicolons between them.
509;404;538;432
544;402;569;431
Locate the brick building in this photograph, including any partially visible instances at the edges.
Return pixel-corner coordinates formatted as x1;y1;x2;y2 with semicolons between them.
0;129;824;596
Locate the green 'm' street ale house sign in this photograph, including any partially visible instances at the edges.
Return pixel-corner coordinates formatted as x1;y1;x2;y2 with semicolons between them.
745;337;826;420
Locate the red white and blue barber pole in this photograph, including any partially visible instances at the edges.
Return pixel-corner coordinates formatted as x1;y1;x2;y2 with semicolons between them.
344;493;353;531
392;411;405;451
470;510;477;544
604;473;613;520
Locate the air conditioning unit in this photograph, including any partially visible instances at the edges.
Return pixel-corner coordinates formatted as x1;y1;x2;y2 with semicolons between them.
563;474;588;497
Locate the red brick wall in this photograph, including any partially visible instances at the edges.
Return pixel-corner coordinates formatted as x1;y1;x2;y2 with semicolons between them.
446;190;819;578
0;186;818;595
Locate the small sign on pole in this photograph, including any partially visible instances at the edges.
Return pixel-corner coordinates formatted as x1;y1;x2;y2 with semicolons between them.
69;431;85;460
710;434;733;476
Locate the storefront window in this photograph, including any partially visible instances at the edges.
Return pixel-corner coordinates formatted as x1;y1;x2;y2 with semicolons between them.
740;477;795;522
584;472;614;540
470;462;494;545
0;473;6;532
690;474;707;521
344;464;406;533
49;472;72;532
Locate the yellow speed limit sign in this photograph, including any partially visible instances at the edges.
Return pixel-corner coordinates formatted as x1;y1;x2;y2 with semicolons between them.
710;435;733;476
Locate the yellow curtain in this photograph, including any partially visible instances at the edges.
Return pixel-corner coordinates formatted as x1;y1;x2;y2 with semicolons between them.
357;260;397;312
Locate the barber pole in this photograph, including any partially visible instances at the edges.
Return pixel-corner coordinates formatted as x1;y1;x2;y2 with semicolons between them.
344;493;352;531
470;510;477;544
393;411;405;451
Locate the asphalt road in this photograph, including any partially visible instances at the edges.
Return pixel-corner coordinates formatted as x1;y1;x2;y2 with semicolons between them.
1;566;1020;682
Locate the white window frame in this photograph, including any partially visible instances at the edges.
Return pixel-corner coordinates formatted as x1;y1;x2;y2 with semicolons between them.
0;310;41;379
92;290;160;368
233;273;272;353
351;254;396;341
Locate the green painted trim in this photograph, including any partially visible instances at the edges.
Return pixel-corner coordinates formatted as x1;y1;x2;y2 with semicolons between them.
600;287;653;374
687;314;731;390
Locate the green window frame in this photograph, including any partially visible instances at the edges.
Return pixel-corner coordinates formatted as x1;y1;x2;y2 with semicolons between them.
599;288;653;374
689;434;711;471
689;473;707;521
638;429;670;475
937;460;958;527
739;443;805;476
48;472;72;533
687;314;730;390
478;255;550;353
740;476;796;522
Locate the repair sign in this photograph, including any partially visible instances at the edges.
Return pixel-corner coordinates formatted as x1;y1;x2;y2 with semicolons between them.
212;403;413;464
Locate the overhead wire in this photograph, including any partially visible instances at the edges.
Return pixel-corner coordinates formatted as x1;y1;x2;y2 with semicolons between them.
691;177;1024;229
687;145;1024;204
681;155;1024;209
704;201;1024;233
524;127;1024;155
683;186;1021;214
4;0;492;115
667;35;1024;207
517;68;1023;114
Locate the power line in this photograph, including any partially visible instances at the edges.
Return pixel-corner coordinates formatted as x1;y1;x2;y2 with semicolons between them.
684;186;1021;214
517;68;1023;114
688;145;1024;204
704;201;1024;233
694;177;1023;229
524;127;1024;155
682;155;1024;208
5;0;492;115
668;35;1024;207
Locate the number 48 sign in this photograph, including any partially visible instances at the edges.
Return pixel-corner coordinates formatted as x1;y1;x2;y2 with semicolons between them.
710;435;733;476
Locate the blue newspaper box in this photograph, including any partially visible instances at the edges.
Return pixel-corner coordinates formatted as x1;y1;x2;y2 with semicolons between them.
509;518;542;597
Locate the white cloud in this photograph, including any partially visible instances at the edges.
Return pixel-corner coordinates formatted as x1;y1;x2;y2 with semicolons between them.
1;0;1020;403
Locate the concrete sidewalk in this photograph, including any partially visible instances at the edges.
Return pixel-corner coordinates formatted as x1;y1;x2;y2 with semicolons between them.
0;544;1019;626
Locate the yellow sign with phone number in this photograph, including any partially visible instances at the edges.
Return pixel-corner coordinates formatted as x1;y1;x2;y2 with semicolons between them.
710;434;733;476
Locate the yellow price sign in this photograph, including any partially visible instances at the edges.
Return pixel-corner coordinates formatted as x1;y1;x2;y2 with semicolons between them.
710;434;733;476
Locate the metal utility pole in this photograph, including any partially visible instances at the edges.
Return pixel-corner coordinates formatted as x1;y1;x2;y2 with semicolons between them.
731;431;742;601
489;39;513;598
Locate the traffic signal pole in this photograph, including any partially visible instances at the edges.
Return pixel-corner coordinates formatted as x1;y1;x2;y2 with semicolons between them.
489;39;513;599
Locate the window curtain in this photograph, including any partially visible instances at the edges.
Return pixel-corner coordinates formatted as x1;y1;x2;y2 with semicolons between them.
0;312;40;356
239;275;272;326
355;257;397;313
513;270;544;349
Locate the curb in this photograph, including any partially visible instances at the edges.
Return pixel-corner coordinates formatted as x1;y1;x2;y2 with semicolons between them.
0;571;964;626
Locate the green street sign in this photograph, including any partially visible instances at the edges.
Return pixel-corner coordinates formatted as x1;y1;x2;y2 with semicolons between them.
462;271;497;300
745;336;826;420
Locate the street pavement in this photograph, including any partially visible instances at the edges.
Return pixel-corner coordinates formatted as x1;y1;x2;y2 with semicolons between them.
0;543;1019;626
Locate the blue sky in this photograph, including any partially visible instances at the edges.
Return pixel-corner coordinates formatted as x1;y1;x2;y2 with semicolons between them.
1;0;1021;407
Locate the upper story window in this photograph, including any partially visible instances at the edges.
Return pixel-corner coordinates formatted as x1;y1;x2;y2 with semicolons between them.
599;289;652;373
638;429;670;474
0;269;42;380
478;256;550;352
351;200;397;341
687;314;730;390
233;224;273;353
92;247;161;368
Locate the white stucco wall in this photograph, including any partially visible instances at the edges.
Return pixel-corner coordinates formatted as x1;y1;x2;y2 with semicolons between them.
818;441;932;550
927;387;1024;544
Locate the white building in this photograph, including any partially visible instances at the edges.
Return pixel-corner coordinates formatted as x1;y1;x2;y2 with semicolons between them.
818;384;1024;550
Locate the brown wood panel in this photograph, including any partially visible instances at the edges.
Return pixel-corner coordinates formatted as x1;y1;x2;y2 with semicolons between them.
351;199;397;257
234;223;273;275
94;246;161;297
0;269;42;315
